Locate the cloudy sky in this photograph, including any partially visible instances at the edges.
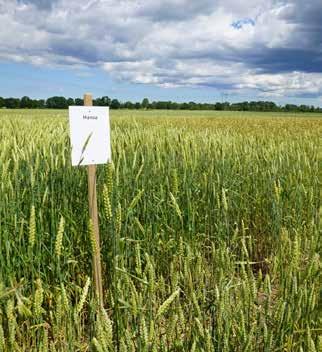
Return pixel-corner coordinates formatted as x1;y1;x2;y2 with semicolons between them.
0;0;321;105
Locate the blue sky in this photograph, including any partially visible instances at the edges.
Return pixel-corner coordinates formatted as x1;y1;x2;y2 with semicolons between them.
0;0;321;106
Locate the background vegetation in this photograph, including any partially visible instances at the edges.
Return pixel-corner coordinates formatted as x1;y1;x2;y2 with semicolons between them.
0;109;321;351
1;96;322;113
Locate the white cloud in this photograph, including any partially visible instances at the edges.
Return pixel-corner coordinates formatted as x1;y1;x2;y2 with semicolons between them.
0;0;321;98
236;71;322;97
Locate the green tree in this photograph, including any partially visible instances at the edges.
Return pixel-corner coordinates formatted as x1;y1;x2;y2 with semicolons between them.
5;98;20;109
95;96;111;106
67;98;75;106
36;99;46;109
110;99;121;109
46;96;68;109
124;101;134;109
20;96;32;108
142;98;149;109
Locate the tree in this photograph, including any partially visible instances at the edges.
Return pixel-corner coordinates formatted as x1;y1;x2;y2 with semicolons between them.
141;98;149;109
0;95;320;112
181;102;189;110
124;101;134;109
5;98;20;109
285;104;297;112
102;96;111;106
110;99;121;109
95;96;111;106
46;96;68;109
67;98;75;106
35;99;45;109
75;98;83;106
170;102;179;110
156;101;168;109
20;96;32;108
188;101;196;110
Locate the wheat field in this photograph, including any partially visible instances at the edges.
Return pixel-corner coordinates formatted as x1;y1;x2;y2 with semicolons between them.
0;109;321;351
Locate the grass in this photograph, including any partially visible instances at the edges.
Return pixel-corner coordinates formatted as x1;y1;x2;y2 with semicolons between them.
0;109;321;351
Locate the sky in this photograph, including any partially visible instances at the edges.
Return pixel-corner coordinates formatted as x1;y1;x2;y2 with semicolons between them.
0;0;321;106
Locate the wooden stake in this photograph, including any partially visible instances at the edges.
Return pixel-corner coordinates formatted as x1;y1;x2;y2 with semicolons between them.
84;93;104;306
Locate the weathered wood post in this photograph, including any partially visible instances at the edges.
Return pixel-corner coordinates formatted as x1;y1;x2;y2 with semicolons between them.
84;93;104;306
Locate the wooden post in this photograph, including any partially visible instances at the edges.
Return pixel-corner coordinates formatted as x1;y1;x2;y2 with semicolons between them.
84;93;104;306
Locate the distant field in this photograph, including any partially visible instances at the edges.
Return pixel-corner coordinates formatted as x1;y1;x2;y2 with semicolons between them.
0;109;321;351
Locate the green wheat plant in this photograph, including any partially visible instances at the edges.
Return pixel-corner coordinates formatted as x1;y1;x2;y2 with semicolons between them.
0;108;320;351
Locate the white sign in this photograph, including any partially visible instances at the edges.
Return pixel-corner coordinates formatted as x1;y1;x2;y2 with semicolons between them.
68;106;111;166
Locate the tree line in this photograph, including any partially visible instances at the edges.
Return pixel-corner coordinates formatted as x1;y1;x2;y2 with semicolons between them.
0;96;321;113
